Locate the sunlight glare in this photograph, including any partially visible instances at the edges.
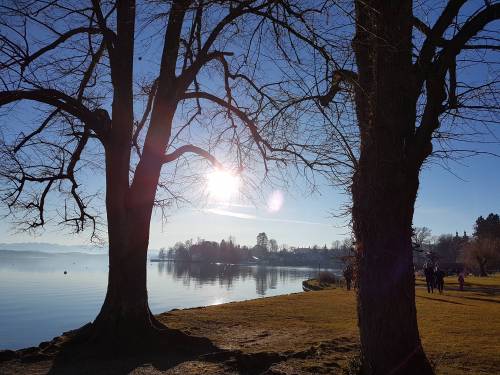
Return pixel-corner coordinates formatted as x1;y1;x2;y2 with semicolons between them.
209;297;226;306
207;170;240;201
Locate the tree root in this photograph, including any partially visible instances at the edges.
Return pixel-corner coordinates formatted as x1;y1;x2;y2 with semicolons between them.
3;317;221;365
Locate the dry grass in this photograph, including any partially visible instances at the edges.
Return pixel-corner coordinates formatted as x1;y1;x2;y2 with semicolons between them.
416;274;500;374
159;274;500;374
416;274;500;291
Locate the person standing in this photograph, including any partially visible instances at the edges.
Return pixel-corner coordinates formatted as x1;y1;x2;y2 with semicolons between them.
458;272;465;291
343;264;353;291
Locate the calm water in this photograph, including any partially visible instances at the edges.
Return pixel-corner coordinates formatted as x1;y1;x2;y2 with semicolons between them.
0;251;339;350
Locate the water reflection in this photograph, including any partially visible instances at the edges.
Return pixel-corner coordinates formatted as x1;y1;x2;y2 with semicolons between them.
0;251;340;350
155;261;329;296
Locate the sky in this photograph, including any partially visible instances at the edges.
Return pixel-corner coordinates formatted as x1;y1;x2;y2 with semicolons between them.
0;1;499;250
1;150;499;249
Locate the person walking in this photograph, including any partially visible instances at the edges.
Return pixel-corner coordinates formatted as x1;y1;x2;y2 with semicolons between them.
435;266;445;294
424;263;434;294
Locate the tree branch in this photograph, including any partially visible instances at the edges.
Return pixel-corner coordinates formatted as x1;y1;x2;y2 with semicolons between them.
0;89;109;140
415;0;466;81
411;3;500;165
436;3;500;74
90;0;117;59
319;70;358;107
163;144;222;168
21;27;101;69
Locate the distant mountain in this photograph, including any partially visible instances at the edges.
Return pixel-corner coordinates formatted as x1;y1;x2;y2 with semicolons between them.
0;242;106;254
0;242;162;256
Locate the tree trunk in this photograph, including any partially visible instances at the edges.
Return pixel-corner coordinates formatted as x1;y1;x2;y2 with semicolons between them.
352;1;433;373
91;226;157;347
64;176;216;355
71;142;163;352
352;174;432;374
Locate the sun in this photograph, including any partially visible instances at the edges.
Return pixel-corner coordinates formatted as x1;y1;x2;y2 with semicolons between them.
207;169;240;201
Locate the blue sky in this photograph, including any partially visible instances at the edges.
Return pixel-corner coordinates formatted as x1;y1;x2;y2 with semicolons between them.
0;1;498;249
1;149;498;249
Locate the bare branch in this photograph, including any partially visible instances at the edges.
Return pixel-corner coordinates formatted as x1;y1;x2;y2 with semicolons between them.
0;89;109;140
319;70;358;107
20;27;101;69
90;0;117;58
163;144;223;168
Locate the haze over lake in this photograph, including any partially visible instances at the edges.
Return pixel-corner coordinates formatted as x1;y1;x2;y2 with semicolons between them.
0;250;339;350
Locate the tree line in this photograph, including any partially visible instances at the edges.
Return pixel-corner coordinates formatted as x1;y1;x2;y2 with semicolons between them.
158;212;500;276
158;232;353;267
156;261;299;297
413;213;500;276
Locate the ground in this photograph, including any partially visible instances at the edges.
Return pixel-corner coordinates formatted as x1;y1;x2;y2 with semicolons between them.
0;275;499;374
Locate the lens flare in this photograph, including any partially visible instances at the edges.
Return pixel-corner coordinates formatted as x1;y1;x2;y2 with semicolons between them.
267;190;284;212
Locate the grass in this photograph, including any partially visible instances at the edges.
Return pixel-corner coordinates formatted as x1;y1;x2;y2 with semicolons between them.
415;276;500;374
159;274;500;374
416;274;500;293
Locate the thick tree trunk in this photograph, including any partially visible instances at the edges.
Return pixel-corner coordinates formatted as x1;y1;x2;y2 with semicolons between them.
91;228;157;347
67;180;216;355
352;1;433;373
352;174;432;374
44;0;215;357
74;151;162;351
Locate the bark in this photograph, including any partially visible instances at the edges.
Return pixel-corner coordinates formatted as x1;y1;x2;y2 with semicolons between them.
92;238;157;347
71;148;158;352
352;1;433;373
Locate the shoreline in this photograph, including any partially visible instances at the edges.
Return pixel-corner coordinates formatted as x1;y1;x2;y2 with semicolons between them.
1;276;499;374
149;258;343;269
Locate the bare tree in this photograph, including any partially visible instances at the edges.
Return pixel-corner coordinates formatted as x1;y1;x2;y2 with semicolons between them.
0;0;342;351
316;1;500;373
1;0;497;370
413;227;432;250
461;237;500;276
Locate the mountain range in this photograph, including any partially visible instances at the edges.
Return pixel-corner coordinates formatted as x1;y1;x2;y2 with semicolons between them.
0;242;106;254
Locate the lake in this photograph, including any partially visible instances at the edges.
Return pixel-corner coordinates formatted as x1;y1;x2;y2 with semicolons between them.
0;250;340;350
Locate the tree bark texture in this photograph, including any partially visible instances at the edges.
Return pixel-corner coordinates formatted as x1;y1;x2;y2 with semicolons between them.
352;1;433;373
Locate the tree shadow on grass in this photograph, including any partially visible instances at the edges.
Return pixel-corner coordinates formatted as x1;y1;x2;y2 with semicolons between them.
461;296;500;304
416;295;467;305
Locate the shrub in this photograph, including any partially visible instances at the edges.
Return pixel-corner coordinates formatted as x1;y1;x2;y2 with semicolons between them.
318;271;337;284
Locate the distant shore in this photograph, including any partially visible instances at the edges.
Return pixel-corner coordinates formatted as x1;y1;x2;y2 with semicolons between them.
150;257;342;269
